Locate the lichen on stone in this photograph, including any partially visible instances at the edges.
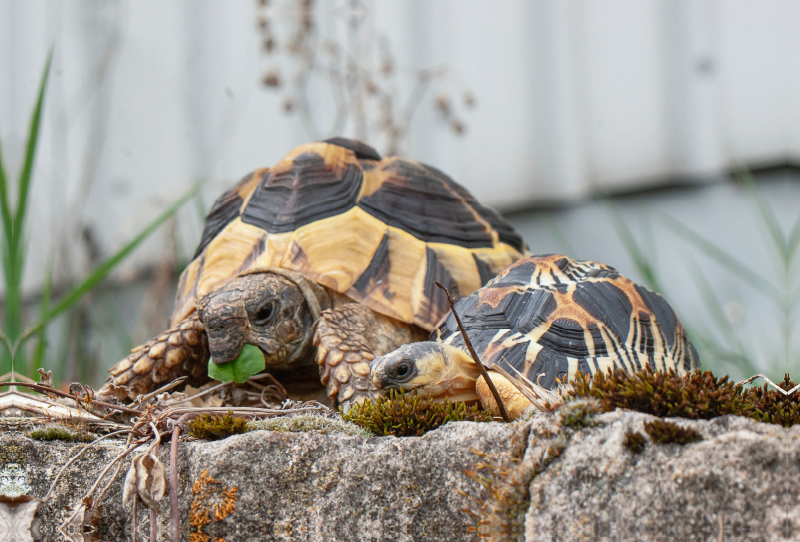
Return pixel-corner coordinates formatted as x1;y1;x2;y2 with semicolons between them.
248;413;372;437
189;469;238;542
0;463;32;498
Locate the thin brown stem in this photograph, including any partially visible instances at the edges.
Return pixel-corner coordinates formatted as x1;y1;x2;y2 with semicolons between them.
434;281;510;422
131;494;138;542
150;507;158;542
0;381;142;414
169;425;181;542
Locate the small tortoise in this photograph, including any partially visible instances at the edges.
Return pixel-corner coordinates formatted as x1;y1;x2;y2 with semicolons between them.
101;138;527;406
370;254;700;418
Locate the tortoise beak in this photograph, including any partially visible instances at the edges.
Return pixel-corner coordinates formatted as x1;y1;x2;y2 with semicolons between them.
200;289;248;365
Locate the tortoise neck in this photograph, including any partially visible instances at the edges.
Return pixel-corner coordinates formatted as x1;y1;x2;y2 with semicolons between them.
438;343;481;403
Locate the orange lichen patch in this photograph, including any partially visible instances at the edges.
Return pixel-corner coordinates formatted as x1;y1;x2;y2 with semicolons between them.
189;469;239;542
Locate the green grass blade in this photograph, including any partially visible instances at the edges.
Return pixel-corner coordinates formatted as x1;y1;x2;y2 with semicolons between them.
734;168;789;266
17;181;203;345
788;214;800;264
681;252;747;357
545;215;576;257
687;326;757;378
10;51;52;254
606;205;662;292
0;141;11;252
660;213;784;305
1;52;52;374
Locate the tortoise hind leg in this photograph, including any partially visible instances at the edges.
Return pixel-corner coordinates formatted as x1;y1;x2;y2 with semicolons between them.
314;304;426;407
99;314;210;401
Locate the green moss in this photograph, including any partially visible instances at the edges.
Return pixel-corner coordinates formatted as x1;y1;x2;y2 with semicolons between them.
248;413;372;437
622;430;646;454
569;368;747;420
567;368;799;427
643;419;702;445
742;374;799;428
187;412;250;440
341;390;493;437
29;424;95;443
559;398;601;429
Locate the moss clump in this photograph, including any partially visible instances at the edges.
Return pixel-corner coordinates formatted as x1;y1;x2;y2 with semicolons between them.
342;390;493;437
188;412;250;440
29;424;95;443
742;374;799;428
643;419;702;445
569;368;747;420
248;413;372;437
622;430;646;454
559;398;601;429
567;368;799;427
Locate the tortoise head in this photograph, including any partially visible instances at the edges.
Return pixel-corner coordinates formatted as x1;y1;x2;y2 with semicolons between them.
370;342;481;403
198;271;327;369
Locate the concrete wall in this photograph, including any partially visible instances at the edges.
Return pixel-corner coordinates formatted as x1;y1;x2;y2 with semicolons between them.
1;1;799;381
2;0;799;295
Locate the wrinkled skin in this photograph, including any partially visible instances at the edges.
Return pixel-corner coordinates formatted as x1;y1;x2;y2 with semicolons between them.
198;274;313;369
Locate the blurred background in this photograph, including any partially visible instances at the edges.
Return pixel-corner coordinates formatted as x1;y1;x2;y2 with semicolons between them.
1;0;798;388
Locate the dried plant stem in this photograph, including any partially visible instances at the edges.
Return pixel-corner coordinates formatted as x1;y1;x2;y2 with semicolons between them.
134;377;187;405
95;433;134;506
84;439;148;500
169;425;181;542
0;381;142;414
737;374;800;395
147;422;162;542
131;494;138;542
43;429;136;502
150;507;158;542
161;379;230;406
433;281;510;422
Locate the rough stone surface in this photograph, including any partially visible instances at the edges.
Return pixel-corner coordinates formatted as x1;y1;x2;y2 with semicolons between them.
525;410;800;542
177;421;526;542
2;411;799;541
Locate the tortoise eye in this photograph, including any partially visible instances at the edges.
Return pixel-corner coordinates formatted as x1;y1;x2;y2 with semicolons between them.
254;301;275;325
394;361;413;380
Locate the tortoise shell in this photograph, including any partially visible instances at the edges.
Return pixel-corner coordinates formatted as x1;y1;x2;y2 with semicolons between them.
434;254;700;388
173;138;527;331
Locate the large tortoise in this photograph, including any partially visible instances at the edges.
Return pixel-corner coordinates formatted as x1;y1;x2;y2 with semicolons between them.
101;138;527;406
370;254;700;418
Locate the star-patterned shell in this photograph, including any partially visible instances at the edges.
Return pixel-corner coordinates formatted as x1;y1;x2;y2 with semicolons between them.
434;254;700;388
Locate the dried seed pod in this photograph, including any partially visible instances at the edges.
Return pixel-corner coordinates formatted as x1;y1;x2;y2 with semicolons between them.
123;452;167;510
262;71;281;88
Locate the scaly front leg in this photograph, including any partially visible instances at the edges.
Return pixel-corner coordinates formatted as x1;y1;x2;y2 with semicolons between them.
314;304;426;408
100;313;210;401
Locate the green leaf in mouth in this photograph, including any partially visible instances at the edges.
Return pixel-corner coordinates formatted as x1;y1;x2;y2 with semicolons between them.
208;344;266;383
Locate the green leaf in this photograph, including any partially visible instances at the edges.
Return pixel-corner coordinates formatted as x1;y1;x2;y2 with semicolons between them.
1;51;52;375
208;344;266;383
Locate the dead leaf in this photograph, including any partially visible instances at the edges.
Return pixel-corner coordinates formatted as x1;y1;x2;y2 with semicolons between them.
123;453;167;510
